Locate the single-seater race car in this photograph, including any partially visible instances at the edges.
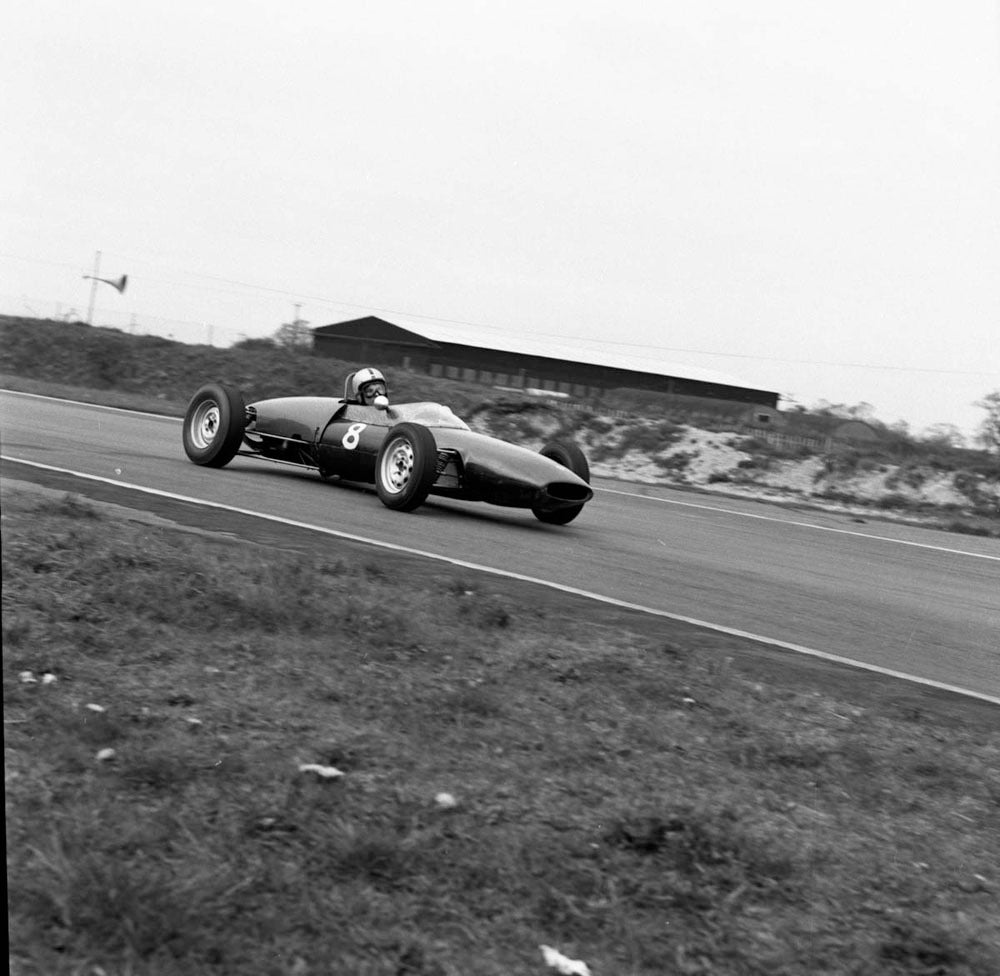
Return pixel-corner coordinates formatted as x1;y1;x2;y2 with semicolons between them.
182;381;593;524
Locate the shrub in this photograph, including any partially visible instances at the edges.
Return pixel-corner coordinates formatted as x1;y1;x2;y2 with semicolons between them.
812;488;861;505
617;421;685;455
655;451;696;473
876;493;921;511
817;451;862;480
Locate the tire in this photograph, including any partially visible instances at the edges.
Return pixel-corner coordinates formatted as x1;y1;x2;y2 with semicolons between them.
533;440;590;525
375;423;438;511
182;383;246;468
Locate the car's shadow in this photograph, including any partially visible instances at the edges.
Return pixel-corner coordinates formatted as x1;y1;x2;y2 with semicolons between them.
227;461;592;533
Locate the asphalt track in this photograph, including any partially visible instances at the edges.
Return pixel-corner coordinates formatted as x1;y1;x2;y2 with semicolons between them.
2;390;999;705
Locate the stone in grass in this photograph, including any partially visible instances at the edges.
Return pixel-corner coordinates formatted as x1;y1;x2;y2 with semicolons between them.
297;763;344;780
435;792;458;809
540;944;592;976
96;748;116;762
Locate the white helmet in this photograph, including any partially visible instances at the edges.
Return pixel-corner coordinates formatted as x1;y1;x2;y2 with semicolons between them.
346;367;388;404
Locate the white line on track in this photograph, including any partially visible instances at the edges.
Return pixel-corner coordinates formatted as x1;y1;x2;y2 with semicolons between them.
5;454;999;708
596;485;1000;561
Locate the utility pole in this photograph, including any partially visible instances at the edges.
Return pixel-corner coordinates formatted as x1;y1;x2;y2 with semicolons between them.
86;250;101;325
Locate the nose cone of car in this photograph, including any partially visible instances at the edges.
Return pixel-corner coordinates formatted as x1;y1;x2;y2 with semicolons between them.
438;429;592;508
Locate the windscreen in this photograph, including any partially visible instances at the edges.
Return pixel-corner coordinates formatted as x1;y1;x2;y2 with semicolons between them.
390;402;470;430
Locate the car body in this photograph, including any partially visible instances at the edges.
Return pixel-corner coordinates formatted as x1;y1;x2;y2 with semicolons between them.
182;382;593;524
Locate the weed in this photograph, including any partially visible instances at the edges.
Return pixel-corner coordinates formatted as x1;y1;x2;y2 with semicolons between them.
37;492;103;520
944;520;994;537
457;593;512;629
878;919;989;974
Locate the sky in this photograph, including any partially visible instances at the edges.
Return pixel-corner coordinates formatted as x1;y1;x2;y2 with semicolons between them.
3;1;999;440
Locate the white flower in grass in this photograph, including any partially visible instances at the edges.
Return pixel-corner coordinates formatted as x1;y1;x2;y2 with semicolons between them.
540;945;592;976
297;763;344;780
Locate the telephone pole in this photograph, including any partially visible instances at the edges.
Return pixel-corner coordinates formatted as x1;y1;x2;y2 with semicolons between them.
86;250;101;325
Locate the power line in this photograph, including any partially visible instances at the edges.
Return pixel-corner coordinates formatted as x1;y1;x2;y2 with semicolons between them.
553;336;1000;377
153;270;1000;378
4;250;998;378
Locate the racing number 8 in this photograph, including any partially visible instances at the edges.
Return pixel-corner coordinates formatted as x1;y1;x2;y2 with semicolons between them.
342;423;367;450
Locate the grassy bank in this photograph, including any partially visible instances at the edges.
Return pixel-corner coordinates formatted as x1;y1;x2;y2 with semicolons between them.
5;486;999;975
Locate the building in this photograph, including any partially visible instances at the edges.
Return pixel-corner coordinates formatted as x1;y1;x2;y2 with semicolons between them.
313;316;779;408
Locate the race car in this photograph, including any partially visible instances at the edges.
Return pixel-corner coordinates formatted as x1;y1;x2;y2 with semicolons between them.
182;381;593;524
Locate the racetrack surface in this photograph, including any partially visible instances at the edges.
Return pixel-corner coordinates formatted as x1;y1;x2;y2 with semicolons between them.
3;390;999;702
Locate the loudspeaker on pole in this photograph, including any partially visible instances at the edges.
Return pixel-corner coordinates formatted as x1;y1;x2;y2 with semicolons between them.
82;273;128;294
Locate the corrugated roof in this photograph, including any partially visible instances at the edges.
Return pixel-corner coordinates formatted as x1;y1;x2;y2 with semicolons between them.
328;315;766;391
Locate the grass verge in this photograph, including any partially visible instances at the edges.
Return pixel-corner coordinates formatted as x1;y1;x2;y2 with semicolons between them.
4;487;1000;975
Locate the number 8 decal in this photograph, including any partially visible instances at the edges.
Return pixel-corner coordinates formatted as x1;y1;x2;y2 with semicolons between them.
342;423;367;450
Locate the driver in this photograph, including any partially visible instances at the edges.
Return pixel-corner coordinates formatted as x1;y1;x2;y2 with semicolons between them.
345;367;389;405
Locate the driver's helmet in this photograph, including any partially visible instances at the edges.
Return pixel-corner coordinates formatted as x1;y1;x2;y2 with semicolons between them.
346;367;388;405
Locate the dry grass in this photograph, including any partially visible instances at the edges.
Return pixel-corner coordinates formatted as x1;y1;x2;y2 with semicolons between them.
4;487;999;975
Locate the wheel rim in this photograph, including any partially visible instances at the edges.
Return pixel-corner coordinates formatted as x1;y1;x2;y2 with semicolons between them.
189;400;221;450
380;436;414;494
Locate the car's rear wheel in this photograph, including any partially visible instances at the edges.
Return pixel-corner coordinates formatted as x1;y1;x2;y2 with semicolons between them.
533;440;590;525
183;383;246;467
375;423;439;511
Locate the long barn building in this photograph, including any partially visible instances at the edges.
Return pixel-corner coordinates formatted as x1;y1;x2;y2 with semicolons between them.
312;316;779;408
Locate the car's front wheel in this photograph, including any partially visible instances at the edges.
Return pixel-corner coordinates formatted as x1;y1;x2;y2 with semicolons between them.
375;423;439;511
533;440;590;525
182;383;246;467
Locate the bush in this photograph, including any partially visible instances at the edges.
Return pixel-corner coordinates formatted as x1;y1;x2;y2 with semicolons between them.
876;493;921;511
817;451;862;480
617;421;685;455
655;451;696;473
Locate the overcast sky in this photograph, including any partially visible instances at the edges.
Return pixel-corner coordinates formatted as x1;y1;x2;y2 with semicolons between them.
4;1;999;438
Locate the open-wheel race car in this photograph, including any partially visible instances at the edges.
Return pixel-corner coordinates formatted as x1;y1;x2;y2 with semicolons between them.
182;379;594;524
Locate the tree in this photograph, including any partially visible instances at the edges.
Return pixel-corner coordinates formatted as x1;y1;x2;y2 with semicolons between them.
273;320;312;350
921;423;965;449
810;400;875;420
234;335;276;351
974;390;1000;453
